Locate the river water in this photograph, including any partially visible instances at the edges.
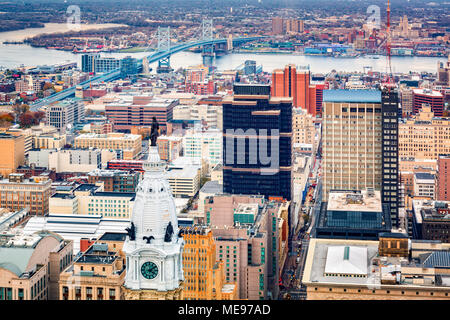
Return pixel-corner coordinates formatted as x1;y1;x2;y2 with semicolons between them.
0;24;446;74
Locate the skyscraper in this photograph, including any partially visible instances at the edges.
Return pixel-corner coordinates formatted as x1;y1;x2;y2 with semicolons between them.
322;89;383;198
322;89;400;226
222;84;292;201
381;89;400;228
271;64;318;115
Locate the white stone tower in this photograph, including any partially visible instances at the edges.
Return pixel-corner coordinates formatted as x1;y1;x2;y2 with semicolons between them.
122;145;184;300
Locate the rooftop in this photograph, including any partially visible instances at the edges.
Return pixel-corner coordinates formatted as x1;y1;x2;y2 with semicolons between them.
93;192;136;199
327;189;382;213
200;181;223;194
74;184;99;192
324;246;368;276
415;172;435;181
98;232;127;242
323;89;381;103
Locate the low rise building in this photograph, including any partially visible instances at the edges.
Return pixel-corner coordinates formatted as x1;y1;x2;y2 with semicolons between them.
74;133;142;160
166;164;201;198
0;133;24;178
0;229;73;300
59;239;125;300
302;234;450;300
412;199;450;243
87;169;140;193
314;189;392;240
46;98;85;133
414;172;436;199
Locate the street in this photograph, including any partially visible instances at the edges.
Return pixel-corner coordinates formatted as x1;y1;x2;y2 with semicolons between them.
279;156;321;300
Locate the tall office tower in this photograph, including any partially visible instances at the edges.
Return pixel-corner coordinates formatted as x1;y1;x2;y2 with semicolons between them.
271;64;317;114
412;89;444;116
381;89;400;228
222;84;292;201
437;155;450;201
322;90;383;200
272;17;284;35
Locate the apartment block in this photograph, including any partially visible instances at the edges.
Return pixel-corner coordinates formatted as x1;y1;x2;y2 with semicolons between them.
0;174;51;216
105;96;178;132
87;169;140;193
157;135;182;162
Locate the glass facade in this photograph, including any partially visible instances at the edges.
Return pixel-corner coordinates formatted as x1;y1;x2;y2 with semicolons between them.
223;84;292;200
381;89;400;228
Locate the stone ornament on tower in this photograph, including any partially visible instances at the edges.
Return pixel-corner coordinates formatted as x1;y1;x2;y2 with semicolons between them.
150;116;159;147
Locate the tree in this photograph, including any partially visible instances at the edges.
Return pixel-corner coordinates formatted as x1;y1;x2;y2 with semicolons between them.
12;103;29;119
0;113;14;127
18;111;45;128
43;82;54;91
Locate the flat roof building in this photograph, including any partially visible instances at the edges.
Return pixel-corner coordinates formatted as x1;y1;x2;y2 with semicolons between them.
302;236;450;300
314;189;392;240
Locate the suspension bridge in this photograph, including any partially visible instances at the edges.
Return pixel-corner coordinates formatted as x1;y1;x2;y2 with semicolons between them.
30;19;266;111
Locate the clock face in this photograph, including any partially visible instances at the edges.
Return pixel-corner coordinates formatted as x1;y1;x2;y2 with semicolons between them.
141;261;158;280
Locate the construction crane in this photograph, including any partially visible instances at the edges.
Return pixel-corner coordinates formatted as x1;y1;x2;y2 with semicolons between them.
383;0;396;90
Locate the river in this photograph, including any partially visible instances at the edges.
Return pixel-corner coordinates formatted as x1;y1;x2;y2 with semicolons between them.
0;24;446;74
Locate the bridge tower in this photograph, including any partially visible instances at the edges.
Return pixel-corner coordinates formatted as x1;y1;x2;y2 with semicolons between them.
157;26;174;74
227;34;233;52
201;19;215;67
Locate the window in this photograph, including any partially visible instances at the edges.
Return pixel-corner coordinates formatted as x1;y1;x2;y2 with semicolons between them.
109;289;116;300
62;286;69;300
86;287;92;300
75;287;81;300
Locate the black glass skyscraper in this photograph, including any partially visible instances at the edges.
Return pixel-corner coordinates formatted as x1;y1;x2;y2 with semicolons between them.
381;89;400;228
222;84;292;200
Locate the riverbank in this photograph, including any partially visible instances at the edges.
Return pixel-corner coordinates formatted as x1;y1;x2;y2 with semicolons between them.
0;26;446;73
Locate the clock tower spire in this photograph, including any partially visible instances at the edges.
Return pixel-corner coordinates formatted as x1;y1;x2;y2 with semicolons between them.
122;121;184;300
